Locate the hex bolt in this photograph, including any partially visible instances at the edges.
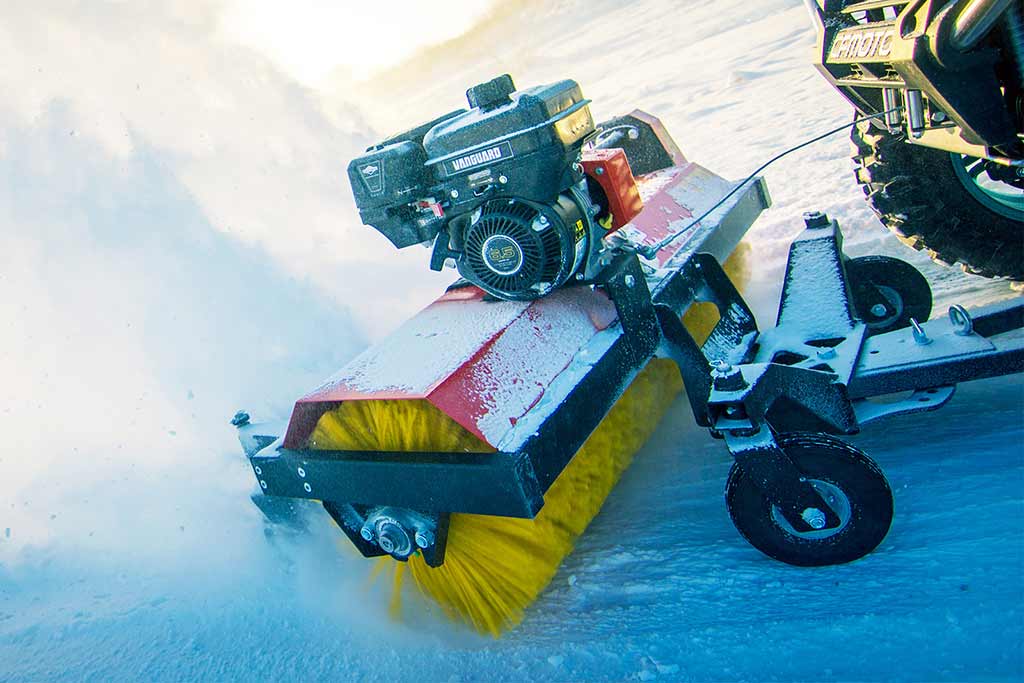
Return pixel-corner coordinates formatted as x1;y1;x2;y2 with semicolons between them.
911;318;932;345
712;360;747;391
802;211;830;229
360;525;374;542
450;190;460;199
231;411;250;427
801;507;827;530
870;303;888;318
624;274;636;288
414;530;435;548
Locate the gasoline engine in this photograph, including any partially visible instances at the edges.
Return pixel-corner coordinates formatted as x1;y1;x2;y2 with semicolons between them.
347;74;641;301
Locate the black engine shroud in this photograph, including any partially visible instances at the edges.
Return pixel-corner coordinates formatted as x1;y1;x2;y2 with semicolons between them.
347;75;602;301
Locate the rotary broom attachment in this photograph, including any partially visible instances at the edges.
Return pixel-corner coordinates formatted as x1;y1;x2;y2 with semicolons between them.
236;75;770;636
313;256;746;636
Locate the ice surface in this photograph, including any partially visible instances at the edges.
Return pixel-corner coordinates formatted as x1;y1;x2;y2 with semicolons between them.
2;0;1022;681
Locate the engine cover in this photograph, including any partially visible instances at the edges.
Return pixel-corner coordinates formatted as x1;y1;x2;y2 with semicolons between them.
457;193;588;301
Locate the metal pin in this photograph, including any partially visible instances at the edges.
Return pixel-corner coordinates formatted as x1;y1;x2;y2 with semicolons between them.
911;318;932;345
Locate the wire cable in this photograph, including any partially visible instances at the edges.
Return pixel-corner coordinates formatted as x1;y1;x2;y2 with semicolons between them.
635;107;904;259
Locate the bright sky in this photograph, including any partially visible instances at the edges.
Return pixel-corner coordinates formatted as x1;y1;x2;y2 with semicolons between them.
220;0;500;86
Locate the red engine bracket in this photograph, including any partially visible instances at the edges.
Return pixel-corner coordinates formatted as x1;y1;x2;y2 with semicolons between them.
581;147;643;232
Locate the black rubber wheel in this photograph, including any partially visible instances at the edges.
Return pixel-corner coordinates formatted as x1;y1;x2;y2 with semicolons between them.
725;433;894;566
846;255;932;336
850;120;1023;281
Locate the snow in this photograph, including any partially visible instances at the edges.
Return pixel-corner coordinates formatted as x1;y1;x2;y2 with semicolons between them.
2;0;1022;681
315;295;529;395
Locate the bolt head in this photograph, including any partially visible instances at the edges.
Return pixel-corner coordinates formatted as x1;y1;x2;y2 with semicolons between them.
624;274;636;288
870;303;888;318
595;167;605;175
712;361;747;391
450;189;460;199
360;525;374;542
375;520;412;558
498;175;508;184
231;411;250;427
801;507;827;530
414;530;435;548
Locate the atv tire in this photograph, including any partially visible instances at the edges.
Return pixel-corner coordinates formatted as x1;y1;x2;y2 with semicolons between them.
850;120;1023;281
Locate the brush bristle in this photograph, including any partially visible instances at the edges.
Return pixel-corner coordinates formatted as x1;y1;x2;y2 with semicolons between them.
309;245;750;636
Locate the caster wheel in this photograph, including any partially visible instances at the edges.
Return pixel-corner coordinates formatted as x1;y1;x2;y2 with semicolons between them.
725;433;894;566
846;255;932;336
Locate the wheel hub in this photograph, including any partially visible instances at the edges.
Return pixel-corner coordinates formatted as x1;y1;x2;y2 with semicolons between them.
951;154;1024;220
771;479;852;540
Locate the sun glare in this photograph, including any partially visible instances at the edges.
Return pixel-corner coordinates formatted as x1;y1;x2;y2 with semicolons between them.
221;0;499;86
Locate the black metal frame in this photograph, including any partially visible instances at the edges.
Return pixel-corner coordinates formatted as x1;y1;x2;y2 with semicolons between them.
673;211;1023;533
238;207;1023;564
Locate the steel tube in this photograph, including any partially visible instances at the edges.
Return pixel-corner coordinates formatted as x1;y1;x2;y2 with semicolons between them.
883;88;903;133
951;0;1015;51
904;89;926;137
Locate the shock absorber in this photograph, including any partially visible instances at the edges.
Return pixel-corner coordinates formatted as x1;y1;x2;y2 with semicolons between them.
1004;2;1024;88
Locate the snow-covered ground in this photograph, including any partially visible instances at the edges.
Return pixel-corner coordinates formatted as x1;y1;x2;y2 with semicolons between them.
2;1;1022;681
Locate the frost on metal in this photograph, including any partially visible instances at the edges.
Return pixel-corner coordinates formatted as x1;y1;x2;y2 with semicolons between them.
313;291;529;396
